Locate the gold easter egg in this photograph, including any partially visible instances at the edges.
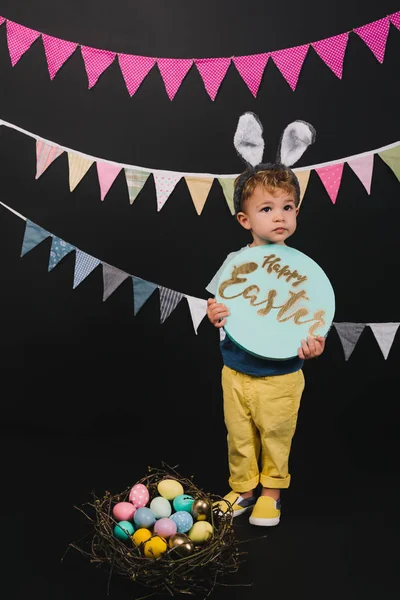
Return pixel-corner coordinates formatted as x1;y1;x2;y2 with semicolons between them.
191;498;211;521
188;521;214;544
157;478;184;501
168;533;194;557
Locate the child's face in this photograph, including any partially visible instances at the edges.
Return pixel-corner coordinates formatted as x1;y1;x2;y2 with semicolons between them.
237;185;299;246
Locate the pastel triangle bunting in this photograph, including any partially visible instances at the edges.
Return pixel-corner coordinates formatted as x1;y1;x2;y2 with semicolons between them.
102;263;130;301
194;57;231;100
158;286;183;324
153;172;181;211
157;58;193;100
294;170;311;205
132;276;157;315
232;53;269;97
73;250;100;289
315;163;345;204
48;236;75;271
378;146;400;182
125;169;151;204
41;34;77;79
354;17;390;63
218;178;235;214
185;177;213;215
271;44;309;90
311;33;349;79
80;46;116;88
334;322;365;360
68;153;94;192
96;162;122;200
389;11;400;30
118;54;156;96
21;220;51;257
36;140;64;179
185;295;207;334
368;323;399;359
6;20;41;66
347;154;374;194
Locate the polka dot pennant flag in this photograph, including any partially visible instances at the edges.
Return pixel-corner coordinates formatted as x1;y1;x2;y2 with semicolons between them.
6;20;40;66
35;140;64;179
158;286;184;324
118;53;156;96
41;34;77;80
73;250;100;289
96;162;122;201
194;57;231;100
354;17;390;64
153;172;181;211
48;236;75;271
232;53;269;97
390;11;400;30
80;46;116;88
157;58;193;100
311;33;349;79
271;44;309;91
347;154;374;194
68;153;94;192
0;16;5;26
315;163;345;204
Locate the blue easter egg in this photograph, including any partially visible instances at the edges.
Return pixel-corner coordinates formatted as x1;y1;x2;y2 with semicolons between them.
173;494;195;513
134;507;156;529
170;510;193;533
114;520;135;541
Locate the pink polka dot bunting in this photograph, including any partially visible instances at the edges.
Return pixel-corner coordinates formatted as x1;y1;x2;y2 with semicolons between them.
42;34;77;80
129;484;150;508
0;16;5;26
390;11;400;30
232;53;269;97
354;17;390;64
118;54;156;96
157;58;193;100
312;33;349;79
153;172;181;211
80;46;116;88
271;44;309;91
316;163;345;204
194;57;231;100
6;20;40;66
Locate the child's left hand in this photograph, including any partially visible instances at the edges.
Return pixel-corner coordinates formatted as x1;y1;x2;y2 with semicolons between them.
298;336;325;360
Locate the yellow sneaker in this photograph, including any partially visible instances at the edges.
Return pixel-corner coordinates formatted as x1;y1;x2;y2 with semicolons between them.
249;496;281;526
214;491;256;518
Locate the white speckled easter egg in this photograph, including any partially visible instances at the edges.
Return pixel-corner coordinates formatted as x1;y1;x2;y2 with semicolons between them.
129;483;150;508
170;510;193;533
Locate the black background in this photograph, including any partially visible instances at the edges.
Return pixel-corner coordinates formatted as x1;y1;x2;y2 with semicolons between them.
0;2;399;599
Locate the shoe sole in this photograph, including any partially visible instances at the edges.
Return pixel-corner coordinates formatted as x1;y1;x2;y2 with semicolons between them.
216;504;255;518
249;516;280;526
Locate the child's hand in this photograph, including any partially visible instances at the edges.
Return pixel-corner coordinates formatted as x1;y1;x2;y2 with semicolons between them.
298;335;325;360
207;298;230;328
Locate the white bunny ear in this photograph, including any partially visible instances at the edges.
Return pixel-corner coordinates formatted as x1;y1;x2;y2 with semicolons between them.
234;112;265;167
277;120;316;166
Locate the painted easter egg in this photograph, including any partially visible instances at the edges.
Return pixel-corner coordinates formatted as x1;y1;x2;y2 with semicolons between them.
173;494;194;513
113;520;135;541
150;496;172;519
157;479;184;501
153;517;177;538
188;521;213;543
134;507;156;529
129;483;150;508
112;502;136;521
170;510;193;533
143;535;168;559
132;528;152;547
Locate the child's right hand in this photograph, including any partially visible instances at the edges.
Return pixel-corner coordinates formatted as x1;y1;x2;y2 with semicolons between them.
207;298;230;328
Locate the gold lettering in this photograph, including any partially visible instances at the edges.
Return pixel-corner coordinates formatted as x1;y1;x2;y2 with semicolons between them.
218;262;258;298
276;290;309;320
256;290;278;316
243;285;261;305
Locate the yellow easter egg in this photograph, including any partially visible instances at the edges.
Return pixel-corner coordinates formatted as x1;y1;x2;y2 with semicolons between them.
157;478;184;501
143;535;168;559
188;521;214;544
132;528;152;547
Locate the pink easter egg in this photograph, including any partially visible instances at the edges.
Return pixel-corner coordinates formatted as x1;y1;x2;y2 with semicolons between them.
153;517;177;539
112;502;136;521
129;483;150;508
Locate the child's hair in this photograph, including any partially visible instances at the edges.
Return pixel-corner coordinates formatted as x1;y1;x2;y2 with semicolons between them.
234;164;300;215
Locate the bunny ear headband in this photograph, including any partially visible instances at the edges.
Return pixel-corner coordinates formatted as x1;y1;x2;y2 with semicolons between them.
233;112;316;214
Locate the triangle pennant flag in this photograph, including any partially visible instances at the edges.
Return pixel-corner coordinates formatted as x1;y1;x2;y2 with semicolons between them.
195;57;231;100
218;178;235;214
354;17;390;63
125;168;151;204
378;146;400;182
232;53;269;97
389;11;400;30
153;172;181;211
271;44;309;90
368;323;399;359
41;34;77;79
334;322;366;360
185;177;214;215
36;140;64;179
102;263;130;301
68;153;94;192
0;17;5;26
21;220;51;257
73;250;100;288
347;154;374;194
80;46;116;88
157;58;193;100
118;53;156;96
6;20;41;66
132;276;157;315
294;170;311;205
48;236;75;271
158;286;184;324
96;162;122;201
311;33;349;79
185;295;207;334
315;163;345;204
